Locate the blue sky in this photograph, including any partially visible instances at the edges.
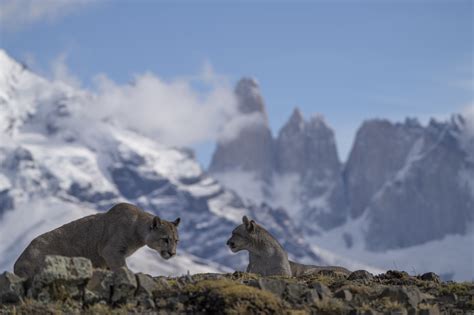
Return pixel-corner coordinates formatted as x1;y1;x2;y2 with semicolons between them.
1;0;472;167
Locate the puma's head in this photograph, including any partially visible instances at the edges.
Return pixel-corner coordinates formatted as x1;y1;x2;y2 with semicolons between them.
226;215;258;253
145;216;180;260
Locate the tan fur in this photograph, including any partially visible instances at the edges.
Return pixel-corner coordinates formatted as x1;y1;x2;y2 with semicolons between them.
226;216;292;276
14;203;180;278
227;216;350;277
289;260;350;276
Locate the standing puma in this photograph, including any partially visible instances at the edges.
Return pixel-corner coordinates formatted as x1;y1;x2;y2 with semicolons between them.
226;216;350;276
14;203;180;278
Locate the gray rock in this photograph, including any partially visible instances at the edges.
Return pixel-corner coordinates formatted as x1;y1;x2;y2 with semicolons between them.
135;272;159;298
256;278;323;305
419;304;440;315
111;267;137;304
138;297;156;309
84;269;113;304
348;270;374;281
29;255;92;302
285;283;312;303
384;270;410;279
335;289;353;301
379;286;423;309
33;255;93;286
255;278;287;297
0;271;25;303
420;272;440;283
309;281;332;299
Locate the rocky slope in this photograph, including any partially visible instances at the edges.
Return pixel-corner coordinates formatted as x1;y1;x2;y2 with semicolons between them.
0;50;323;276
343;118;424;219
1;255;473;314
361;116;474;250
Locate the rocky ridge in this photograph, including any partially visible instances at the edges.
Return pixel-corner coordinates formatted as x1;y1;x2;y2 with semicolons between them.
1;255;473;315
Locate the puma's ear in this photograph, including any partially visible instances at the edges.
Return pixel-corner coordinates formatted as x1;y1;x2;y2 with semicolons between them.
242;215;250;226
151;216;162;230
173;217;181;227
248;220;256;233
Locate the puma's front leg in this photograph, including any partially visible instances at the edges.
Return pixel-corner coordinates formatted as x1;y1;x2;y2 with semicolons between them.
101;244;127;271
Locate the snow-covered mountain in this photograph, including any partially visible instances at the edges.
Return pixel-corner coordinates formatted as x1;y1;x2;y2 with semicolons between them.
209;78;474;281
0;50;326;277
349;116;474;251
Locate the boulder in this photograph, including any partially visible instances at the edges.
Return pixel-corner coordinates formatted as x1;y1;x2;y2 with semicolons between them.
0;271;25;303
33;255;93;286
420;272;440;284
310;281;332;299
29;255;92;302
84;269;114;304
135;272;164;308
111;267;137;304
255;278;287;298
135;273;159;298
379;286;423;309
348;270;374;281
335;289;353;301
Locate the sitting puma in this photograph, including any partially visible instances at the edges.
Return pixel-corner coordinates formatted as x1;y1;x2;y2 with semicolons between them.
14;203;180;278
226;216;350;276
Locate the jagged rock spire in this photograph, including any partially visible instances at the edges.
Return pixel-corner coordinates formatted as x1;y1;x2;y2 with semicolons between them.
209;77;274;181
235;77;268;119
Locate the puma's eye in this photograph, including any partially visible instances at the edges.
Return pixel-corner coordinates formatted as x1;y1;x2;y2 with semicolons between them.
162;238;170;244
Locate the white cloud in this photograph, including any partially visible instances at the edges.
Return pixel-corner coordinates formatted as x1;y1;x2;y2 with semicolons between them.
24;52;250;148
51;53;81;88
84;66;243;147
462;103;474;135
0;0;97;31
218;111;266;143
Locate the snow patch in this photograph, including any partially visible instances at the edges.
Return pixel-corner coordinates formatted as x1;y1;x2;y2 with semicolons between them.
212;171;266;205
308;215;474;281
0;173;11;191
127;247;230;277
207;190;248;223
270;172;302;218
218;112;267;143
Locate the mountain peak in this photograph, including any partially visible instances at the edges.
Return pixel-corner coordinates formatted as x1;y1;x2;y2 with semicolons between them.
308;114;329;130
0;49;18;68
0;49;26;86
279;107;305;134
236;77;259;90
235;77;267;116
289;107;304;123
